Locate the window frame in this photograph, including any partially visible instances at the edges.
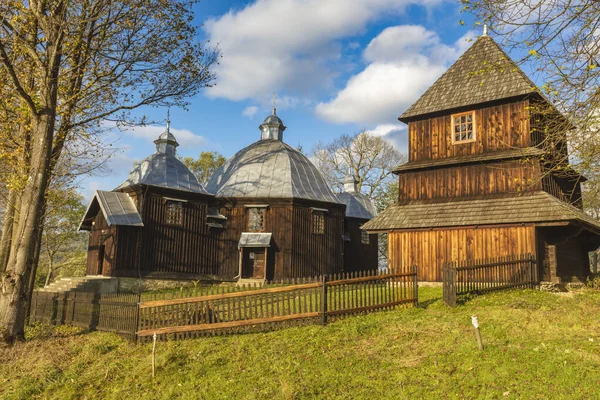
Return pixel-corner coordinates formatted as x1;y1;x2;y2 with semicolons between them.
247;207;266;232
451;111;476;144
361;230;370;245
312;211;325;235
165;201;184;226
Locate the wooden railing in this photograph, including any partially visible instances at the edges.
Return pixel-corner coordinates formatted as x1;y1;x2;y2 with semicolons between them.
137;268;418;341
442;254;537;307
29;268;419;342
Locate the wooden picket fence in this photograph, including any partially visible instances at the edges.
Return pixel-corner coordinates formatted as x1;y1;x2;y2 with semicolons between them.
30;291;140;339
29;268;418;341
442;254;537;307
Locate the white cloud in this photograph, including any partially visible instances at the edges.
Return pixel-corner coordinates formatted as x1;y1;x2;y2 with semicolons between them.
102;121;207;149
370;124;408;153
204;0;442;101
242;106;259;119
316;26;476;126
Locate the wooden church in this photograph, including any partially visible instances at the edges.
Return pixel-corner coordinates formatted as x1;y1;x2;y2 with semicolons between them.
80;111;378;281
362;32;600;283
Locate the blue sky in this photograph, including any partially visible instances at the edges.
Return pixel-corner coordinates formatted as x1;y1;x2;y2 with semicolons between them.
81;0;479;200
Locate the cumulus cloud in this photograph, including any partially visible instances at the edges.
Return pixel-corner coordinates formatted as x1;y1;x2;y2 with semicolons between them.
102;121;207;149
316;26;476;126
242;106;259;119
370;124;409;153
204;0;442;101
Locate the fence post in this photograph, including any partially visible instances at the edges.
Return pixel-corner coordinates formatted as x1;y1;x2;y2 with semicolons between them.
321;275;328;326
135;292;142;342
412;265;418;307
443;262;457;307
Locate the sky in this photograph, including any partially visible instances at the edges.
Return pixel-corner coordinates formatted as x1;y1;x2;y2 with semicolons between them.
81;0;480;200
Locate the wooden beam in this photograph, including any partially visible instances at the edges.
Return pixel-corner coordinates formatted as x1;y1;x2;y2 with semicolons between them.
137;312;320;337
139;282;322;308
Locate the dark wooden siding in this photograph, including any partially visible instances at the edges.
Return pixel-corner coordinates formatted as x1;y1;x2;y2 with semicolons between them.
397;160;542;202
408;99;531;162
388;225;537;281
291;205;344;278
113;189;223;279
86;211;117;276
343;217;378;273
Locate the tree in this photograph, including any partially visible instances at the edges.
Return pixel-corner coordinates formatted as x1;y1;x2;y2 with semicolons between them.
312;130;406;200
312;131;407;267
0;0;219;343
463;0;600;211
38;187;87;287
181;151;226;187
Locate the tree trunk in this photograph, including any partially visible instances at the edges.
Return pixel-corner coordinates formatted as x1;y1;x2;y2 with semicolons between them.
25;225;44;323
0;189;18;272
0;114;55;343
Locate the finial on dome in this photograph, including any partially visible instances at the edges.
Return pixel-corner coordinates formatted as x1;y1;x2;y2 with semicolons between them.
482;23;488;37
259;99;286;141
343;171;359;193
154;110;179;156
166;107;171;132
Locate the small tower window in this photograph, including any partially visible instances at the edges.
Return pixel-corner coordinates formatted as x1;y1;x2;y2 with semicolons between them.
452;112;475;143
166;201;183;226
248;208;265;232
312;211;325;234
361;230;370;245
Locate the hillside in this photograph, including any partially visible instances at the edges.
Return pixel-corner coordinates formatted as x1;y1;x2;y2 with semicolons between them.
2;288;600;399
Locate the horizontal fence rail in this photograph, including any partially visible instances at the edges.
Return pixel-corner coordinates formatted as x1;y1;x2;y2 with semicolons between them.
29;268;419;342
443;254;537;307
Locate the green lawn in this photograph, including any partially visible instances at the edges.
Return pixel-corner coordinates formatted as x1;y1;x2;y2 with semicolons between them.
2;288;600;399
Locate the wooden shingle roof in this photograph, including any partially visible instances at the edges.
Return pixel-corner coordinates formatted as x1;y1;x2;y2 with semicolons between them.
361;192;600;234
400;36;538;121
393;148;544;173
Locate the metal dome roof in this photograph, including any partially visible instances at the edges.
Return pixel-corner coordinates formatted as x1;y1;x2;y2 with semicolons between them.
116;128;209;194
206;139;341;204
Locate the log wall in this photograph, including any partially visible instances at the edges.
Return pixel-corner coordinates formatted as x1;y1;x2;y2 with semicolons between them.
388;225;537;281
408;99;531;162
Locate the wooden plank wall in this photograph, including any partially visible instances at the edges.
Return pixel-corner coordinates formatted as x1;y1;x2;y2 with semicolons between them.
343;218;378;273
388;225;536;281
129;193;222;276
291;206;344;278
86;212;116;276
218;205;295;280
398;160;542;202
555;237;588;279
408;100;530;162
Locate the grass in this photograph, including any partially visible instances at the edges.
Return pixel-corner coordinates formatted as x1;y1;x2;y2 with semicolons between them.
2;287;600;399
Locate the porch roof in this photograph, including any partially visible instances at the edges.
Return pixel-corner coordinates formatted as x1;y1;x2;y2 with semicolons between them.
79;190;144;231
238;232;272;248
361;191;600;234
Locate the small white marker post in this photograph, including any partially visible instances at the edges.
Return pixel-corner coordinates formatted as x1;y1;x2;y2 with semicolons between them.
472;315;484;351
152;332;157;379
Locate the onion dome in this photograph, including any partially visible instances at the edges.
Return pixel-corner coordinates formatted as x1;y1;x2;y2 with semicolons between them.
206;111;340;203
116;121;209;194
336;173;377;219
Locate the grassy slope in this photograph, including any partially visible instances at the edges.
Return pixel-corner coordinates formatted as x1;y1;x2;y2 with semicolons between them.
2;288;600;400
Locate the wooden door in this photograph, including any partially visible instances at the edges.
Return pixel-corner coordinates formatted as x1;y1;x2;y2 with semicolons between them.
242;248;266;279
97;245;105;275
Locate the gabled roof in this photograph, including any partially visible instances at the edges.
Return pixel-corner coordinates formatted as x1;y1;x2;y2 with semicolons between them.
400;36;539;121
79;191;144;231
361;191;600;234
